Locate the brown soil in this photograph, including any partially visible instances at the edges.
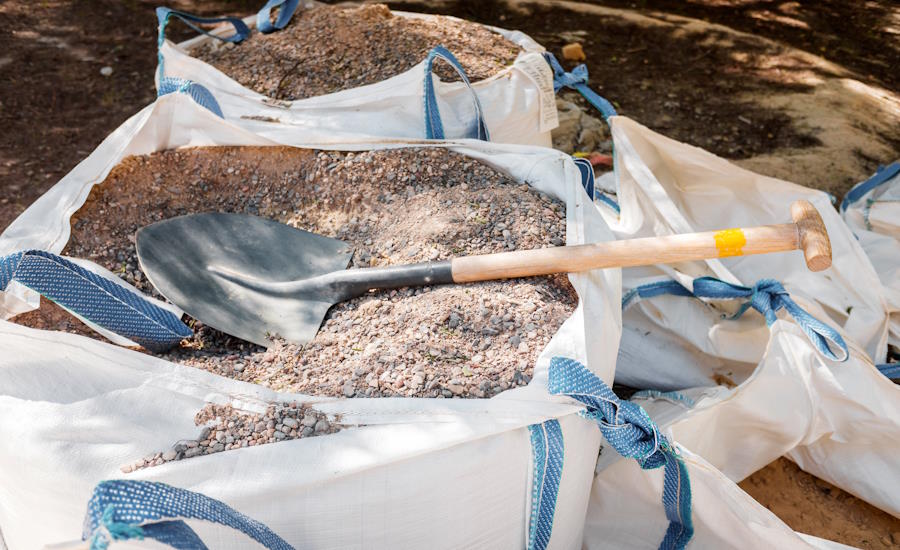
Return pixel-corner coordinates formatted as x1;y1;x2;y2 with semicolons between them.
384;0;900;199
193;4;522;100
740;457;900;549
14;146;574;399
0;0;261;241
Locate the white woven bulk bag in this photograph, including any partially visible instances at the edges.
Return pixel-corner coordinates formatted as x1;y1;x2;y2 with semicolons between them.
155;4;558;147
840;162;900;358
602;115;890;364
0;93;617;550
582;111;900;518
585;444;850;549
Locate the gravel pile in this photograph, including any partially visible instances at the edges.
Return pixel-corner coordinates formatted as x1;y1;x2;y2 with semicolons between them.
192;4;522;100
14;146;576;402
122;402;338;472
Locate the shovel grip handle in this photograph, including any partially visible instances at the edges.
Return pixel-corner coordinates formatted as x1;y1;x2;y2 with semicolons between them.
792;200;832;272
450;200;832;282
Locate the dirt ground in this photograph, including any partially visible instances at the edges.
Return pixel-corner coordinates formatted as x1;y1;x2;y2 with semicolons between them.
1;0;898;547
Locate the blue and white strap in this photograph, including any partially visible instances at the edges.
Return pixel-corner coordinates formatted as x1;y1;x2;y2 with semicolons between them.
423;46;490;141
631;390;696;408
543;53;617;120
549;357;693;550
839;161;900;213
158;77;224;118
0;250;191;352
623;277;849;362
877;363;900;381
155;7;248;117
156;7;250;48
83;480;294;550
573;156;620;213
256;0;301;33
527;419;564;550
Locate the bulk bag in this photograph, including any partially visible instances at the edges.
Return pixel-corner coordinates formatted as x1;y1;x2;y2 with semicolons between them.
155;4;558;147
840;162;900;357
585;439;856;549
620;278;900;518
583;109;900;517
0;93;618;549
601;114;890;364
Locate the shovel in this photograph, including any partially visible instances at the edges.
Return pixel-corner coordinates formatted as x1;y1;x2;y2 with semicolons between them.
136;200;831;348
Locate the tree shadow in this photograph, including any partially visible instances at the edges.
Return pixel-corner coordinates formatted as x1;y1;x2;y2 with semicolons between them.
387;0;836;159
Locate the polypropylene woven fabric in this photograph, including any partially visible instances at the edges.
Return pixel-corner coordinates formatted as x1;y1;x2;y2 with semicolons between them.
158;77;224;118
423;46;490;141
840;162;900;213
83;480;294;550
624;276;849;362
256;0;301;33
543;53;617;120
0;250;190;351
528;419;564;550
549;357;693;550
573;157;620;214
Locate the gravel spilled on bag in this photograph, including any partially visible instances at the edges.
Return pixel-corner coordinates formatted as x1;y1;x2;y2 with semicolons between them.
191;4;522;100
122;402;339;472
15;146;575;404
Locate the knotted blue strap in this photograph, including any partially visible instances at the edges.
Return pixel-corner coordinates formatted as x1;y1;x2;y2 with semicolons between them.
840;161;900;212
549;357;693;550
527;419;564;550
621;280;693;310
623;277;849;362
573;157;620;213
0;250;191;352
83;480;294;550
543;53;616;120
256;0;301;33
423;46;490;141
158;77;224;118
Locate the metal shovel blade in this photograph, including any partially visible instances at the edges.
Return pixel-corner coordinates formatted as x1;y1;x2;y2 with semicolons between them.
136;212;352;348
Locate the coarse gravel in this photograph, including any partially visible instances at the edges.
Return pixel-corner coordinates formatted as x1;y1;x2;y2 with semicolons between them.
123;401;338;472
15;146;576;403
191;4;522;100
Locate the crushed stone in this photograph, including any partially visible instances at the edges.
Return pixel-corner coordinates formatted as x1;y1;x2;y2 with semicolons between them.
192;4;522;100
15;146;576;401
123;402;338;472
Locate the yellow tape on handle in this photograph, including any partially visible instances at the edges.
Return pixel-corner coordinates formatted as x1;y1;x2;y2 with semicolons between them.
714;228;747;257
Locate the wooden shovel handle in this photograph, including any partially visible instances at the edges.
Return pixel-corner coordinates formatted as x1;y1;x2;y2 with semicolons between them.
792;200;831;272
451;200;831;282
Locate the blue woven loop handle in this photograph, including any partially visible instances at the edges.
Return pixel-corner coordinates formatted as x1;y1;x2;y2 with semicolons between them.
543;52;617;120
423;46;490;141
548;357;693;550
156;7;250;47
840;161;900;212
0;250;191;352
527;419;564;550
573;157;620;213
256;0;301;33
623;277;849;362
158;77;225;118
156;7;250;86
83;480;295;550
